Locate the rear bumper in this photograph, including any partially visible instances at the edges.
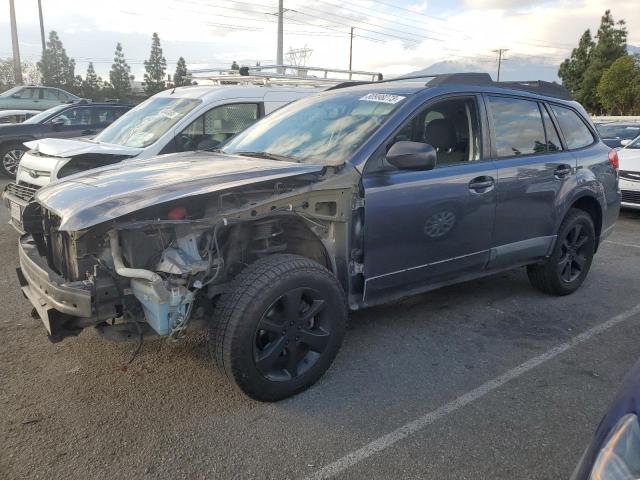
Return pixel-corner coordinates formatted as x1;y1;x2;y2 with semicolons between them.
18;235;93;339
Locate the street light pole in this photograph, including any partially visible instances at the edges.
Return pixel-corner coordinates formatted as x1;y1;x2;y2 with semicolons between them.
349;27;354;80
38;0;46;54
9;0;23;85
277;0;284;73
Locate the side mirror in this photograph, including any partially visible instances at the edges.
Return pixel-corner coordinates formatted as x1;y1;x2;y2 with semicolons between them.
620;139;632;147
50;117;65;129
386;141;437;171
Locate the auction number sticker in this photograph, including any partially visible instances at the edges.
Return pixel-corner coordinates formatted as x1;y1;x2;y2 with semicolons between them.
359;93;406;104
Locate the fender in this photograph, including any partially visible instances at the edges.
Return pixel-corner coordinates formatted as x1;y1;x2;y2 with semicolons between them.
0;136;37;149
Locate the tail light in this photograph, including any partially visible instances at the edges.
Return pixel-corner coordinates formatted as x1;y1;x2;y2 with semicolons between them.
608;149;619;170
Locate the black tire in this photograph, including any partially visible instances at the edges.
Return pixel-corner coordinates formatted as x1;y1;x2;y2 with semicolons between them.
0;143;26;178
209;254;347;402
527;208;596;296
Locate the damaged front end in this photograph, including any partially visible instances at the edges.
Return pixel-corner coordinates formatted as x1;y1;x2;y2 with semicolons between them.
18;164;357;343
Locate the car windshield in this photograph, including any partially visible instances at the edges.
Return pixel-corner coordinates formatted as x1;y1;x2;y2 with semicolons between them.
0;87;21;97
23;104;69;124
94;97;201;148
596;124;640;140
223;91;406;165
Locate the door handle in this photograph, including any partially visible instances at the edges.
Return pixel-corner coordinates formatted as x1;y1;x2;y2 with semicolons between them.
554;164;572;178
468;176;495;193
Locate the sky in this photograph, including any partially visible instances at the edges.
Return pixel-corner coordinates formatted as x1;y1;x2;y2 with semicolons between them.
1;0;639;83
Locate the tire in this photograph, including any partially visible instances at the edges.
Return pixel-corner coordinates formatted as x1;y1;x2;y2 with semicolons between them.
527;208;596;296
0;143;26;178
209;254;347;402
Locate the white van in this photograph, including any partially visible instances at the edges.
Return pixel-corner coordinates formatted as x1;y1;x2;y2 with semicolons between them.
3;84;323;231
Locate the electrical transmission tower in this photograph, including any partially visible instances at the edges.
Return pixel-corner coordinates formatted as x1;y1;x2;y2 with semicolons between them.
285;46;313;67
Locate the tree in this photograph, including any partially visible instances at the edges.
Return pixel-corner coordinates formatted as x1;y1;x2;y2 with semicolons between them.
143;32;167;95
81;62;102;99
173;56;191;87
0;59;40;91
109;43;133;98
597;55;640;115
37;31;76;90
579;10;627;112
558;30;594;99
231;61;239;70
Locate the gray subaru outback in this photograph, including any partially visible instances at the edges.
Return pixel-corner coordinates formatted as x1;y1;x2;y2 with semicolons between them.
15;73;620;401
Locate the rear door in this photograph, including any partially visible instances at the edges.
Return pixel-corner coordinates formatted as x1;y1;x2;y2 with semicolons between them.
486;95;574;268
362;94;497;303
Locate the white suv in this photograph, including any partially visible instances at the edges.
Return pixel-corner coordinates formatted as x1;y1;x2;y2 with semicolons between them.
3;84;323;231
619;135;640;209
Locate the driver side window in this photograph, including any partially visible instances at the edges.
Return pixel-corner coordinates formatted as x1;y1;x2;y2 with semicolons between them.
176;103;259;152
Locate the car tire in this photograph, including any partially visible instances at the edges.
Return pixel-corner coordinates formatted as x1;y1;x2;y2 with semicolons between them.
527;208;596;296
209;254;347;402
0;143;26;178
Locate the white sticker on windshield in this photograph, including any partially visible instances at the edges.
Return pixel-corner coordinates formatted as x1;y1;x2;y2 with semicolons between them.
159;109;182;119
359;93;405;104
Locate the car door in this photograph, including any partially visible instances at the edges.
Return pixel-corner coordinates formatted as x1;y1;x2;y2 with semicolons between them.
485;95;575;268
41;88;63;109
361;94;498;303
47;106;95;138
8;87;39;109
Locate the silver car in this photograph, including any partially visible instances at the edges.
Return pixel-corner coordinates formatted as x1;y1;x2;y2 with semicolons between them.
0;86;79;111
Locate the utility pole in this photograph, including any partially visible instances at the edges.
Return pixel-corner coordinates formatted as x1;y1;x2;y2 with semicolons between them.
492;48;509;82
349;27;354;80
9;0;23;85
277;0;284;73
38;0;46;54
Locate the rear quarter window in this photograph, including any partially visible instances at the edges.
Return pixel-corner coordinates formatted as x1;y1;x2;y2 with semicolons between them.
550;104;595;150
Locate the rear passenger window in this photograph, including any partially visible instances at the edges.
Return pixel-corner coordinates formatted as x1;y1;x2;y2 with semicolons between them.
488;96;546;157
541;105;562;152
550;105;594;150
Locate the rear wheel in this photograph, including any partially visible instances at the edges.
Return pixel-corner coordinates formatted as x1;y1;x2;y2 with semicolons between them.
0;143;26;178
527;208;596;296
209;254;347;402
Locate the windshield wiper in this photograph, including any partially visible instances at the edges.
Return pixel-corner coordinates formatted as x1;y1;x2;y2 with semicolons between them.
235;151;299;162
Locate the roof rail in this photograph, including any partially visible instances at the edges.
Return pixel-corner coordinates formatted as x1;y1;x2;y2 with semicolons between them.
187;64;383;87
381;72;571;100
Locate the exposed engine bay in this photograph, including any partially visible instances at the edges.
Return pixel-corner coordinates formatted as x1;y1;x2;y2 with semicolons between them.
21;169;359;343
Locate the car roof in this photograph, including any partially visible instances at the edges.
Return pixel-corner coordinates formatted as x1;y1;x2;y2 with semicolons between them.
153;84;326;101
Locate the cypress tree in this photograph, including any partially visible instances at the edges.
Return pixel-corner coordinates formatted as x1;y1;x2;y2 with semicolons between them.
109;43;133;98
143;32;167;95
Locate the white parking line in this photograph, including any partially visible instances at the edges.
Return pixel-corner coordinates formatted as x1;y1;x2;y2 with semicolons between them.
305;303;640;480
604;240;640;249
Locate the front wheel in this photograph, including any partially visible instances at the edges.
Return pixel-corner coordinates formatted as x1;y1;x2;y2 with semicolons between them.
209;254;347;402
0;143;26;178
527;208;596;296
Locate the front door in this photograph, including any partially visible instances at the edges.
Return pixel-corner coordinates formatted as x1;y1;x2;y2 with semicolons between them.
47;106;96;138
485;95;576;268
362;95;497;304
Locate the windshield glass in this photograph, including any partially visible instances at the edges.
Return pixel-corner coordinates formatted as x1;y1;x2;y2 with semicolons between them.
0;87;21;97
223;91;406;164
94;97;201;148
596;124;640;140
23;104;69;124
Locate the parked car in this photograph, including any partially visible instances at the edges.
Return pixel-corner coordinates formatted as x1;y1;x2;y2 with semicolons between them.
571;357;640;479
595;122;640;149
0;109;40;124
618;135;640;209
0;100;132;177
0;86;80;111
3;84;324;231
14;73;619;401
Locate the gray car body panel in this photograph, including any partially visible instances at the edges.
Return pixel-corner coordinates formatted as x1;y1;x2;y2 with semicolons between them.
35;151;324;231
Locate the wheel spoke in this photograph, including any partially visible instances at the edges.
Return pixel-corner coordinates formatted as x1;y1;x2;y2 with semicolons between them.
255;337;286;374
258;318;283;334
282;288;304;319
573;254;587;271
561;260;572;282
284;343;302;378
557;254;570;272
575;235;589;249
570;225;582;245
298;328;330;353
301;299;325;323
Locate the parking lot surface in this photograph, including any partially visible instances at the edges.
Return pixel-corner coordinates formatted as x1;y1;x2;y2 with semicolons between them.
1;177;640;479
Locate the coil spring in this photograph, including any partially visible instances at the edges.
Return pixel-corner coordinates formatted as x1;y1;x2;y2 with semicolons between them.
250;218;287;257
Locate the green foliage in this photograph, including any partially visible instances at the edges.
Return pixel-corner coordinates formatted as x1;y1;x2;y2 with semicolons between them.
80;62;103;99
231;61;239;70
109;43;133;98
0;58;40;91
37;31;76;90
143;33;167;95
559;10;628;113
173;57;191;87
597;55;640;115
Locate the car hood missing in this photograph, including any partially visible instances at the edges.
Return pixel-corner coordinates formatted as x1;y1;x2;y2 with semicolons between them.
35;151;324;231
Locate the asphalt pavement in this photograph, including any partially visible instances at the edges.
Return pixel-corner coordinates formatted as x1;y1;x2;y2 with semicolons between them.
1;177;640;480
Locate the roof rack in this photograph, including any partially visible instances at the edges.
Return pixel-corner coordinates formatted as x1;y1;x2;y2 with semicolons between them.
383;72;571;100
187;64;383;87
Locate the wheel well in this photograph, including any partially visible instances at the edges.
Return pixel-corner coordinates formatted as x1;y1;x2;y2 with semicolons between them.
276;217;333;272
570;196;602;245
0;139;29;151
